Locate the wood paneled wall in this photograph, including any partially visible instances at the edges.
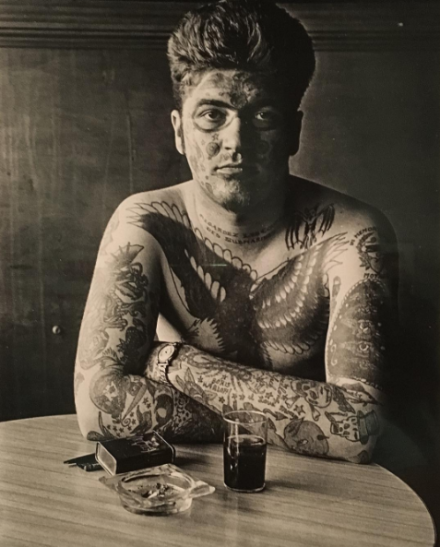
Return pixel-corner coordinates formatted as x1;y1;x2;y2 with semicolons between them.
0;45;187;419
0;2;439;446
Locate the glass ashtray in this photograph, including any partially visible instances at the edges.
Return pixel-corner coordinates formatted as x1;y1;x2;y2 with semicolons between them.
100;464;214;515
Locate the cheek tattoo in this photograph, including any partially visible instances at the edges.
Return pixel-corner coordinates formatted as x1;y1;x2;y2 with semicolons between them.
256;139;271;158
206;132;220;158
206;142;221;158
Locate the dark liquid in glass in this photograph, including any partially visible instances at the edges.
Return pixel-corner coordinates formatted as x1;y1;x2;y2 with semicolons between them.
223;434;266;492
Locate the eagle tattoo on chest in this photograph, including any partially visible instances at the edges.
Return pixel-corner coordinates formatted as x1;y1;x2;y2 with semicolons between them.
129;201;347;371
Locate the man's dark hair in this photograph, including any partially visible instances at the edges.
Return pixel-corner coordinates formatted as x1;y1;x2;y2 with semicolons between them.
168;0;315;111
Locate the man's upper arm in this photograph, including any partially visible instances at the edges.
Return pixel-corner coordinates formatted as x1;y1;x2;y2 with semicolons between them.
74;195;162;431
325;208;398;397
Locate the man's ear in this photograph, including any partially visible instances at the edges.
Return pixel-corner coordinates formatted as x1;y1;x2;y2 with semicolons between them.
171;110;185;155
287;110;303;157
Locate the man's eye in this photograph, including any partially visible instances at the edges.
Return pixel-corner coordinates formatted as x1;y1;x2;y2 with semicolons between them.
255;111;272;120
203;110;223;120
253;110;281;129
196;109;226;129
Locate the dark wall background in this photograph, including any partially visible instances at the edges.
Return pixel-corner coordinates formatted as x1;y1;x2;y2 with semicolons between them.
292;46;440;458
0;46;184;419
0;2;439;514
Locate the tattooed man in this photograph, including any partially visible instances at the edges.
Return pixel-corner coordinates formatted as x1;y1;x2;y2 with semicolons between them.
75;0;398;463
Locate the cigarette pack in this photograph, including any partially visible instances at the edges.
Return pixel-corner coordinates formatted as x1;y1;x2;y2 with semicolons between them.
95;431;175;475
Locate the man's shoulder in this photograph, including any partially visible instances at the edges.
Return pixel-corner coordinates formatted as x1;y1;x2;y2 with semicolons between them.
287;176;395;241
100;182;193;252
117;181;191;217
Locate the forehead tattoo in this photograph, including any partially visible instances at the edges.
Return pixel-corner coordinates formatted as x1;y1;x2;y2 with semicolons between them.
229;72;261;109
207;71;227;87
197;71;266;109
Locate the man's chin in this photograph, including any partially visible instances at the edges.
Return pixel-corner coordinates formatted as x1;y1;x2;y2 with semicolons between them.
203;180;253;211
221;194;253;213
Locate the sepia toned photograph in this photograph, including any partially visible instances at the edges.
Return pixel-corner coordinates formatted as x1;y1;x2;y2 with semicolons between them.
0;1;438;545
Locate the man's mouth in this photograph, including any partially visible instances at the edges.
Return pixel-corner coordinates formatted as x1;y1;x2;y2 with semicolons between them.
215;163;256;176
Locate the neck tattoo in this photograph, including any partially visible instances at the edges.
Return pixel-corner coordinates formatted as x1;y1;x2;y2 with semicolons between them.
199;212;280;246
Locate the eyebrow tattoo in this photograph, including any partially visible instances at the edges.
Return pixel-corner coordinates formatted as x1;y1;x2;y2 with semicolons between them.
195;99;232;109
194;98;279;112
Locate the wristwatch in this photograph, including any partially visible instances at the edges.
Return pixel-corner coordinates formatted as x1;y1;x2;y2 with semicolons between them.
156;343;182;383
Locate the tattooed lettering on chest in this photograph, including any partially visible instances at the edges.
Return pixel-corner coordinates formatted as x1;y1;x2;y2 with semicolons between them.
129;201;347;370
199;212;278;245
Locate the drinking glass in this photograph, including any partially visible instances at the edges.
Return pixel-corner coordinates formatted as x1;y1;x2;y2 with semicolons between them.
223;410;268;493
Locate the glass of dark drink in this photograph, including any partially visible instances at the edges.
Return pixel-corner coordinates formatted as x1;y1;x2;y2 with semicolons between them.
223;410;268;493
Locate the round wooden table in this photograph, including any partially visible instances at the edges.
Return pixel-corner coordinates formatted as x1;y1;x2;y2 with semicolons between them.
0;415;435;547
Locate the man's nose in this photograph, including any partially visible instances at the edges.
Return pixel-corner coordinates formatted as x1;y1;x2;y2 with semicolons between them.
223;117;252;153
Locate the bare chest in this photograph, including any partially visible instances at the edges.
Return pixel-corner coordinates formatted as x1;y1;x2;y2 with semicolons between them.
148;213;340;375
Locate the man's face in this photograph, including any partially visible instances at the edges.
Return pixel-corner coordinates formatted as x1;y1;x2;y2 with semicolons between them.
171;70;302;212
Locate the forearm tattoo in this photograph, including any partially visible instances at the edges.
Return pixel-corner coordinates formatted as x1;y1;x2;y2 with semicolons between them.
165;346;382;461
86;375;223;443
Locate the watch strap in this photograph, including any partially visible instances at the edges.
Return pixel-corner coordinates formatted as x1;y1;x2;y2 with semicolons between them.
156;343;182;383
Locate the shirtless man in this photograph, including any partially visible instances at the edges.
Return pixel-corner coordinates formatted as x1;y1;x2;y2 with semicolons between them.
74;0;398;463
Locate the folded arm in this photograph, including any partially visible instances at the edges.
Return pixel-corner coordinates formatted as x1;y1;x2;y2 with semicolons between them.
76;198;397;462
146;342;381;462
74;197;223;442
145;210;398;463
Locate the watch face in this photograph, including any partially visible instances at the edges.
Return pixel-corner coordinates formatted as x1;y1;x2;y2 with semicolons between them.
158;345;175;362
